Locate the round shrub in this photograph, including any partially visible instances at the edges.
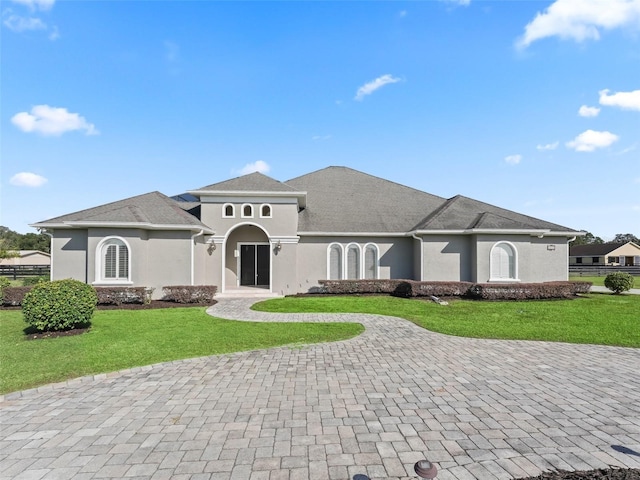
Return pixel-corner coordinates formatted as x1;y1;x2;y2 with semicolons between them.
22;279;98;332
604;272;635;294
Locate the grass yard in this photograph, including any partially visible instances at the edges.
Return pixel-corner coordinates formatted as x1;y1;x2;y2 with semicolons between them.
254;294;640;348
569;275;639;287
0;307;363;394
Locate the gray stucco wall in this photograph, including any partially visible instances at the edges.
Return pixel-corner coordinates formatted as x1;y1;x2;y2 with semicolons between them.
295;236;415;292
51;230;88;282
474;235;569;283
421;235;473;281
200;200;299;238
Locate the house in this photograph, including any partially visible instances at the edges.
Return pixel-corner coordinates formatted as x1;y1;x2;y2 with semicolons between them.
0;250;51;266
31;166;580;297
569;242;640;266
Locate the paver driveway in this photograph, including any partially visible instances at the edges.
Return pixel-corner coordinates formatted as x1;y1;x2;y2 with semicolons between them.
1;298;639;480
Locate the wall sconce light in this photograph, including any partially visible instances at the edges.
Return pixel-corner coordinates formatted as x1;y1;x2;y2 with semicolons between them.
274;240;282;254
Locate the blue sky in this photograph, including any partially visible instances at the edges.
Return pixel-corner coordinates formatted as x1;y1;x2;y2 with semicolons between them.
2;0;639;239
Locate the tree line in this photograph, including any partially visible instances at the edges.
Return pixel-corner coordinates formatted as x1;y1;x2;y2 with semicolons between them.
0;226;51;259
570;232;639;246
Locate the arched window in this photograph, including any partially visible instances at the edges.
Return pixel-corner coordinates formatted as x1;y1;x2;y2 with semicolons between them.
260;204;272;218
97;237;130;283
490;242;518;280
241;204;253;218
328;243;343;280
363;244;379;279
346;244;360;280
223;203;235;218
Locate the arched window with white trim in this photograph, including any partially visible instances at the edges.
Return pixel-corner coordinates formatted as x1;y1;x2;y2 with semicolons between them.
490;242;517;281
223;203;235;218
363;243;379;279
97;237;130;283
346;244;360;280
241;203;253;218
260;204;272;218
328;243;343;280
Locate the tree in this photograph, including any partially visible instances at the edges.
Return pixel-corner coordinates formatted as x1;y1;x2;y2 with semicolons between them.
570;231;604;246
0;226;50;254
612;233;640;244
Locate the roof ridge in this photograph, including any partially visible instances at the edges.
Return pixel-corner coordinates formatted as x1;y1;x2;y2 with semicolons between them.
413;195;461;230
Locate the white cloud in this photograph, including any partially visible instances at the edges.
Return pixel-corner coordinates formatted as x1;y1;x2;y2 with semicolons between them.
516;0;640;49
505;154;522;165
312;135;331;141
237;160;270;176
537;141;559;151
3;14;46;32
10;172;48;187
11;105;99;136
599;88;640;111
566;129;619;152
578;105;600;117
11;0;55;11
354;74;401;101
398;10;407;18
441;0;471;5
634;177;640;184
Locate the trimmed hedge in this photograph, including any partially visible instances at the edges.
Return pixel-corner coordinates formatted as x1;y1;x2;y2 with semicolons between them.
95;286;153;305
393;280;475;298
162;285;217;304
318;279;592;300
1;286;33;306
22;279;97;332
319;279;402;295
467;282;590;300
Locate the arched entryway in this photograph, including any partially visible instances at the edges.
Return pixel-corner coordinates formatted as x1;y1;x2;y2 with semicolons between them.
223;224;271;292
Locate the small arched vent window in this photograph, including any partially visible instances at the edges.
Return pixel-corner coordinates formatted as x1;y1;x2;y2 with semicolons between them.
260;204;272;218
223;203;235;218
346;244;360;280
242;204;253;218
328;244;342;280
364;244;378;279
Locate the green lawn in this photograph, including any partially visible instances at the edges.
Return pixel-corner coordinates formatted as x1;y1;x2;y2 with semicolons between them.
0;308;363;394
254;294;640;348
570;275;639;287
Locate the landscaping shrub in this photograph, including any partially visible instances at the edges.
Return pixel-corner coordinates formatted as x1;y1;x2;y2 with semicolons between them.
162;285;217;304
393;280;474;298
22;279;98;332
318;279;591;300
319;279;402;295
2;286;33;306
0;277;10;301
95;286;153;305
604;272;635;294
22;276;50;286
467;282;589;300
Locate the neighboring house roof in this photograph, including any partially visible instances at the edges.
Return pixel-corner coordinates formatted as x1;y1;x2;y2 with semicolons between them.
31;191;213;232
416;195;573;232
569;242;638;256
194;172;299;193
17;250;51;258
285;166;446;233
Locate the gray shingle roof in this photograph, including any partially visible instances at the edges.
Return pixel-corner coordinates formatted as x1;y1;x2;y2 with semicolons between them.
569;242;630;256
32;191;211;231
193;172;298;193
416;195;574;232
285;166;446;233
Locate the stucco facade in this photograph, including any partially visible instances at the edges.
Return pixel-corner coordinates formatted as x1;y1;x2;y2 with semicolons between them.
35;167;580;297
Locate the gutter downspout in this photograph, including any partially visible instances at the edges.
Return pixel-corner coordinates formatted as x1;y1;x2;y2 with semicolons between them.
190;230;204;286
567;236;576;281
411;232;423;281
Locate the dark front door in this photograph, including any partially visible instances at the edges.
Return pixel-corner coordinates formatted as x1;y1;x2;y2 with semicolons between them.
240;244;270;287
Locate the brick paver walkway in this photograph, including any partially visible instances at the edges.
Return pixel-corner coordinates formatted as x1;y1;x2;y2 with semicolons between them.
1;298;639;480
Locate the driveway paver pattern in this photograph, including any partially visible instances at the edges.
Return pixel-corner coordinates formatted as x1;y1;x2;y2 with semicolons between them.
1;297;639;480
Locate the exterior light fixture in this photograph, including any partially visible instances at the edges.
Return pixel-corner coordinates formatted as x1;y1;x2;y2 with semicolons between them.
414;460;438;479
274;240;282;253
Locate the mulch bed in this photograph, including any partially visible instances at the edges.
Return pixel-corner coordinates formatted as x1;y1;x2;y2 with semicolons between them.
518;468;639;479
